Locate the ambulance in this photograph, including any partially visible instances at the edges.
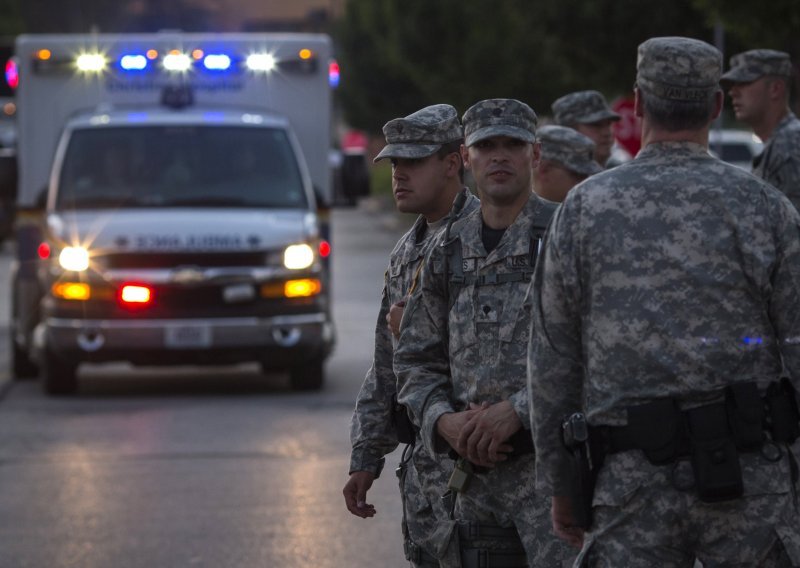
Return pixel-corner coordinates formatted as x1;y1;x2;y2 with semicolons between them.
10;33;336;394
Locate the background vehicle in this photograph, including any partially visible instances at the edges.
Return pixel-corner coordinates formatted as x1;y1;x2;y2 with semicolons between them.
12;33;336;394
709;128;763;170
0;41;16;244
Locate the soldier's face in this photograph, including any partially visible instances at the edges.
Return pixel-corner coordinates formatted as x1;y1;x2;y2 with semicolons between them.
533;160;582;204
728;78;770;124
463;136;539;204
575;120;614;166
390;154;449;217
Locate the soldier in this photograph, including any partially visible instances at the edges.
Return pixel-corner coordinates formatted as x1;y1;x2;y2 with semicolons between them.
533;125;602;203
528;36;800;566
394;99;571;566
552;90;623;167
343;104;479;567
721;49;800;209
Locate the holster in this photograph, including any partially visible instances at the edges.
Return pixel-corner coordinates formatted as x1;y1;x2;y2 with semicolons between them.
392;395;418;445
561;412;598;529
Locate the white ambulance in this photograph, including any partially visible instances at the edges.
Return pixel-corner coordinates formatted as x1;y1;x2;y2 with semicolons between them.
11;33;336;394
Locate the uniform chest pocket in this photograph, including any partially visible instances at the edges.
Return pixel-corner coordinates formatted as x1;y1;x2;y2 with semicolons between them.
448;287;478;356
495;282;531;344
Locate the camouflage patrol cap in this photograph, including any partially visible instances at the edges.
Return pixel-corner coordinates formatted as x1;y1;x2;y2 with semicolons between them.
538;125;603;176
551;90;620;125
374;104;463;163
721;49;793;85
462;98;537;146
636;37;722;101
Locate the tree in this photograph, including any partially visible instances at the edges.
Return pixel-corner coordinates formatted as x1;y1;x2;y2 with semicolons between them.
0;0;24;36
334;0;718;133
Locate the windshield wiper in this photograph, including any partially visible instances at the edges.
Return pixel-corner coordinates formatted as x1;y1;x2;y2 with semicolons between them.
58;195;142;208
160;196;252;207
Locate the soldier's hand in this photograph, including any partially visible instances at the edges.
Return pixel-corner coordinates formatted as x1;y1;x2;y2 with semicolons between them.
435;408;485;459
459;400;520;466
551;495;584;548
343;471;377;518
385;300;406;339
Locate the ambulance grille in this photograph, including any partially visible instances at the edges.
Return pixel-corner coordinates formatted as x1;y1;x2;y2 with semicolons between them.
102;252;270;269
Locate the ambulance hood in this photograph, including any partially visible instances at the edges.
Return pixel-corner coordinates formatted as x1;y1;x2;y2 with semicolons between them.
46;208;318;252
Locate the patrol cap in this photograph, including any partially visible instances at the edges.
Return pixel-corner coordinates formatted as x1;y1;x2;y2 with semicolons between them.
721;49;793;85
551;90;620;125
538;125;603;176
462;98;537;147
636;36;722;101
374;104;463;163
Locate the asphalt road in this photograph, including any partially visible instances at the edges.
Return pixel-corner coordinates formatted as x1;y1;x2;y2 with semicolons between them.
0;202;416;567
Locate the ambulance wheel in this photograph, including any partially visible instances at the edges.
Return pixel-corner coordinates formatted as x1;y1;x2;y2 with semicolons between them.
42;349;78;396
11;336;38;380
289;359;324;391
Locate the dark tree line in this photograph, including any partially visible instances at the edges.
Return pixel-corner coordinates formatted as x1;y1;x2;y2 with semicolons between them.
335;0;800;133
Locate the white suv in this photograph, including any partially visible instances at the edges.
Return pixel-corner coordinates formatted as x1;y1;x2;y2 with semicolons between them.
709;129;763;170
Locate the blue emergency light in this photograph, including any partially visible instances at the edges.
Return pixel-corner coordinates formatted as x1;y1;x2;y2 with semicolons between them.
328;60;340;88
5;58;18;89
120;54;148;71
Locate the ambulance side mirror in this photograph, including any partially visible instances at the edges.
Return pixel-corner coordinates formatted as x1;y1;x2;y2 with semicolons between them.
313;185;329;210
35;186;47;209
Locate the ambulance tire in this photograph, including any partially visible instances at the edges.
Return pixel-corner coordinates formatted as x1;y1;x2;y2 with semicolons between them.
42;348;78;396
289;359;324;391
11;337;38;380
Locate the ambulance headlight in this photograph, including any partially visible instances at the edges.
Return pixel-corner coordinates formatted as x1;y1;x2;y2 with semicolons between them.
283;244;314;270
59;246;90;272
246;53;276;72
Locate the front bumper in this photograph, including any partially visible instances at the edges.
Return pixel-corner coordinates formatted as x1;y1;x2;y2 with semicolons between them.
35;313;334;366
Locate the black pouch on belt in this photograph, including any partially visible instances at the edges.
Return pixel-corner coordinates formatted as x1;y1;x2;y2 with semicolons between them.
765;377;800;444
725;381;764;451
687;403;743;502
627;399;683;464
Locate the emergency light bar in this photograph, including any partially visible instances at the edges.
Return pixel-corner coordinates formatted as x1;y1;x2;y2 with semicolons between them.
29;46;321;77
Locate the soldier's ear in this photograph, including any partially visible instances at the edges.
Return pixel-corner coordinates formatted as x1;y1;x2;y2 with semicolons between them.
445;151;462;178
460;144;471;169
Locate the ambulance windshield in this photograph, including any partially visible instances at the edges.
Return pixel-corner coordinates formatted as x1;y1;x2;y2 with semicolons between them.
56;125;308;210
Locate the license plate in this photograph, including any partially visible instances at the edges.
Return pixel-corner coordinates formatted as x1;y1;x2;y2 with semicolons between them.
223;283;255;303
165;324;212;348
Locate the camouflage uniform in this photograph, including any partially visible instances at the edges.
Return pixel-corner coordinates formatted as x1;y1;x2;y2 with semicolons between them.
349;104;479;567
529;37;800;566
721;50;800;209
395;99;571;566
537;125;603;178
551;91;621;128
551;90;626;168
